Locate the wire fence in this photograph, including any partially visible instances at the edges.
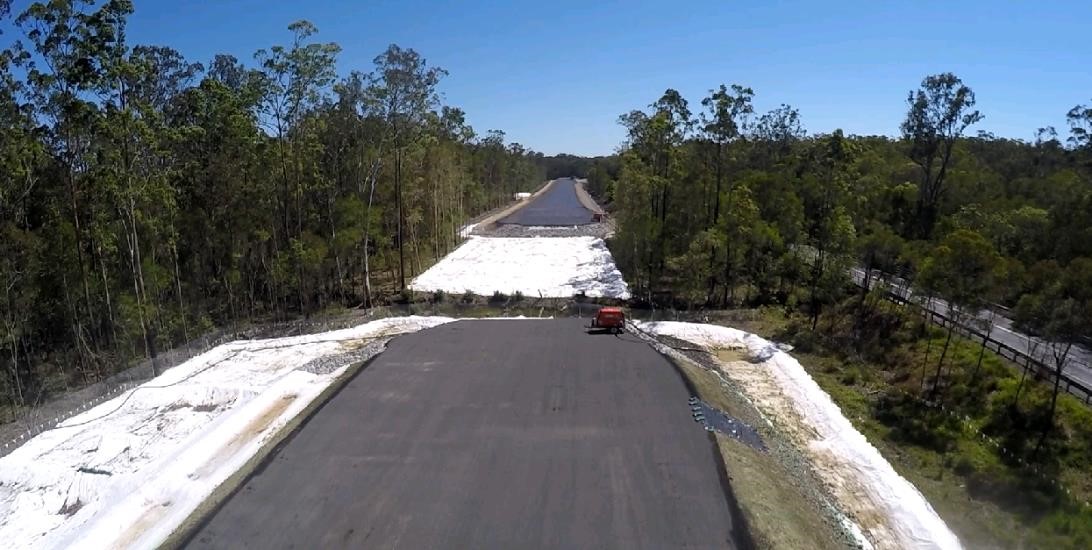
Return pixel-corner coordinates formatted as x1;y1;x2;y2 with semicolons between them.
0;309;380;458
0;296;737;458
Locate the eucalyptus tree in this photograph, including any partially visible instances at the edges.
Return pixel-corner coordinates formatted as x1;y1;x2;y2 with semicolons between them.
254;20;340;310
699;84;753;302
917;229;1002;401
16;0;134;367
901;73;982;238
1013;258;1092;456
365;44;446;290
1067;100;1092;151
801;130;858;329
0;22;44;404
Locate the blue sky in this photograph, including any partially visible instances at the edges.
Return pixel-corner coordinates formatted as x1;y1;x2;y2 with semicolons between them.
7;0;1092;155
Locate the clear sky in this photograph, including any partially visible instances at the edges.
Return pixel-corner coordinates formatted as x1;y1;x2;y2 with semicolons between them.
8;0;1092;155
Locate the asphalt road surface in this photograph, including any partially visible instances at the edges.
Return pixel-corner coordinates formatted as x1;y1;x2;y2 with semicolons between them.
852;267;1092;391
498;177;596;226
185;319;749;549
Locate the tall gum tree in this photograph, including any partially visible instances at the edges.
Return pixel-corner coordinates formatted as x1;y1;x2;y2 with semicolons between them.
901;73;982;239
365;44;446;291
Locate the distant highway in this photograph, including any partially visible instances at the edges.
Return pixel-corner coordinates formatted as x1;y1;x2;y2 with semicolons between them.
497;177;597;226
851;268;1092;392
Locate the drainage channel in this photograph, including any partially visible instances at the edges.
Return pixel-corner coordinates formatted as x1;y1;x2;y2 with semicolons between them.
689;397;766;452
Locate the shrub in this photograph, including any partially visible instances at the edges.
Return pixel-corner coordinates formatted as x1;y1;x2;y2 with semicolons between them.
431;289;445;303
489;290;507;304
461;289;474;304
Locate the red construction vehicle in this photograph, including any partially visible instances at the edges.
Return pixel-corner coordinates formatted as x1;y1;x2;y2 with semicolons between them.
591;307;626;333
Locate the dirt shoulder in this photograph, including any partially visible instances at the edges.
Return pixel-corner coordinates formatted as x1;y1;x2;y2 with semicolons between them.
572;178;604;214
648;336;856;550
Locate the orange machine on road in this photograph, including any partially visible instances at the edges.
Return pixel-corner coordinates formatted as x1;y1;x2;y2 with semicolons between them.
591;307;626;333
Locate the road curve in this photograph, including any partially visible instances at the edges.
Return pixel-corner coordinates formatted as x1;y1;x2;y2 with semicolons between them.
498;177;597;226
184;319;749;549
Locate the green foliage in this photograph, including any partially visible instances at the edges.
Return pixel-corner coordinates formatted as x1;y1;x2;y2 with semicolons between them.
0;9;546;412
920;229;1003;311
901;73;984;238
765;300;1092;546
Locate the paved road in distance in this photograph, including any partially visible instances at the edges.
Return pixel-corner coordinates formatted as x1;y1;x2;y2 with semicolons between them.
851;267;1092;392
497;177;596;226
185;319;748;549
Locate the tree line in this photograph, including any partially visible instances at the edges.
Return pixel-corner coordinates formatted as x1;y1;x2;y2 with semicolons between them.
592;73;1092;444
0;1;545;412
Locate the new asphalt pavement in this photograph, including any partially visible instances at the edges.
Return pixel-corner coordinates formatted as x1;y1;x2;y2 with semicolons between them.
183;318;750;549
497;177;597;226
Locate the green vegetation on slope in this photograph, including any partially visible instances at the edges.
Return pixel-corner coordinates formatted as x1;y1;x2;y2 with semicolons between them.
730;304;1092;549
590;73;1092;546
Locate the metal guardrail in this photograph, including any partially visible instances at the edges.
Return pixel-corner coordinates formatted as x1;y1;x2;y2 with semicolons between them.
874;286;1092;406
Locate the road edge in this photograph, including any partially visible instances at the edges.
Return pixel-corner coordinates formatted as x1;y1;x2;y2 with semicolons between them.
159;341;390;549
657;347;758;550
473;178;557;233
626;325;757;550
573;178;605;215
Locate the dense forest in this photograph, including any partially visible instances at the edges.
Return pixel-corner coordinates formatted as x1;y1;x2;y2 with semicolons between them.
585;74;1092;544
589;74;1092;456
0;1;547;409
592;75;1091;351
596;79;1092;310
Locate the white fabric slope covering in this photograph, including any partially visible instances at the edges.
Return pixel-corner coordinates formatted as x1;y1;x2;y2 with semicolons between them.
635;320;961;550
0;316;455;550
410;236;630;299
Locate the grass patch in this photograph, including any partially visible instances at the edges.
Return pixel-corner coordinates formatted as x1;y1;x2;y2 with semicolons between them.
737;304;1092;549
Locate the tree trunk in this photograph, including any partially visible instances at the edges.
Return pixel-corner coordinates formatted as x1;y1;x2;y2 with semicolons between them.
929;321;955;401
65;163;94;346
1033;343;1072;458
809;248;825;330
97;248;117;346
361;158;381;308
171;238;189;342
6;325;22;406
123;204;154;373
722;176;736;308
329;195;345;303
396;148;405;291
707;142;723;304
920;302;935;393
969;311;996;391
1013;339;1040;408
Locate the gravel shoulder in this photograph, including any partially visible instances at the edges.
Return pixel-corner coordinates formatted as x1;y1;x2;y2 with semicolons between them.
573;178;605;214
475;221;614;239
